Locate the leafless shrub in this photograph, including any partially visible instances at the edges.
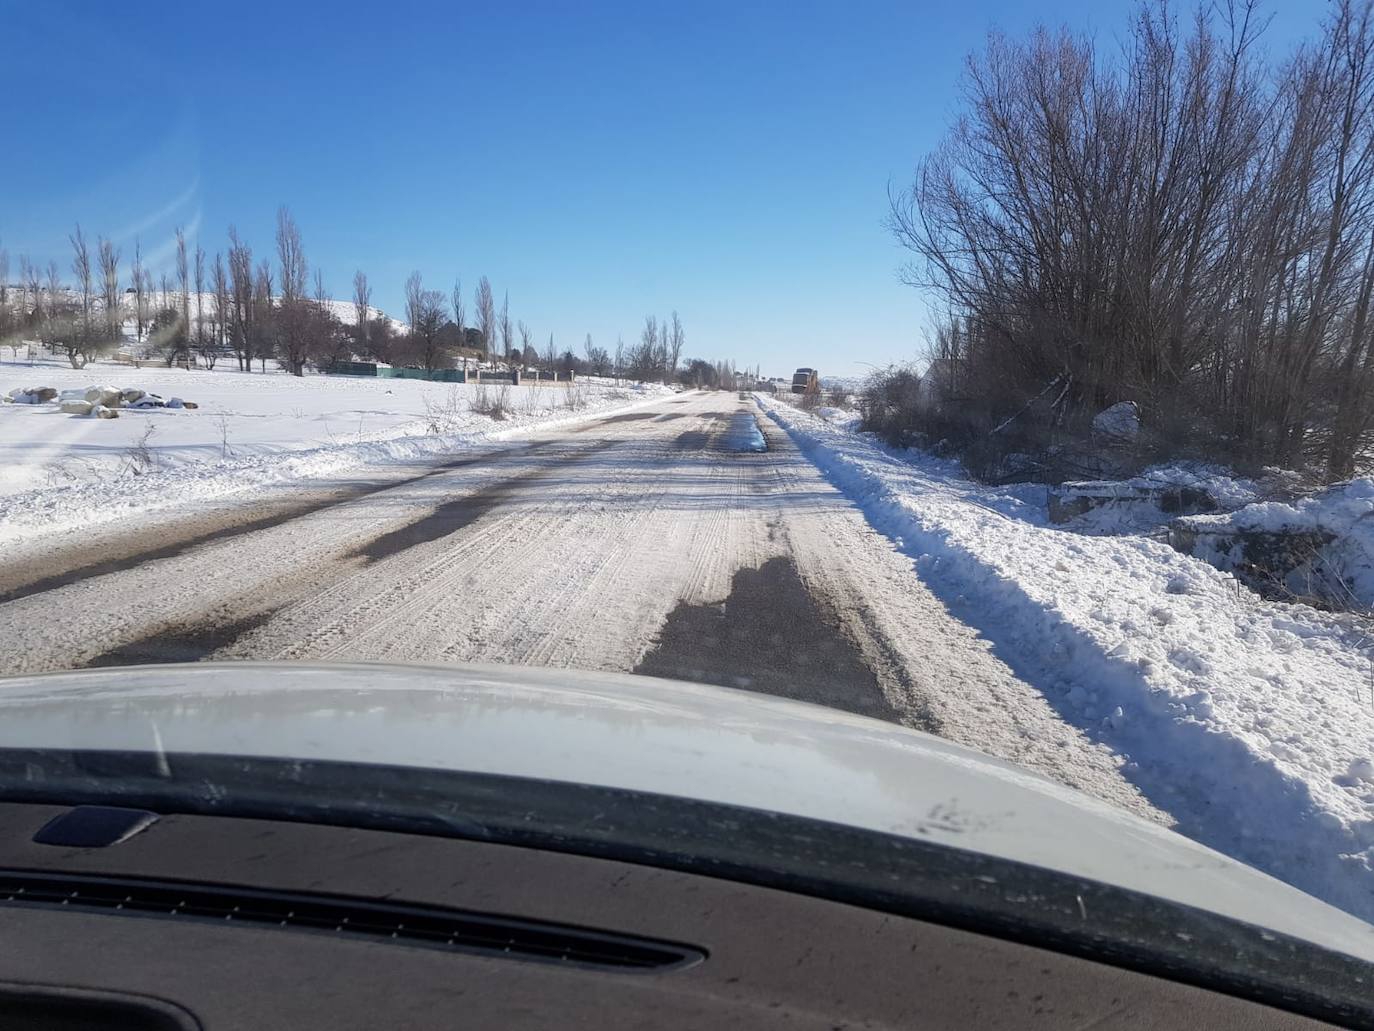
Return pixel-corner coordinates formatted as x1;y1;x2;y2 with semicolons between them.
123;421;158;477
471;383;510;421
215;412;234;459
562;383;589;410
890;1;1374;481
41;461;81;488
423;386;464;434
859;365;926;445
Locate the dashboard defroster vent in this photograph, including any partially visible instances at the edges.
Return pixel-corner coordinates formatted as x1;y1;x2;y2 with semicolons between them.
0;870;703;972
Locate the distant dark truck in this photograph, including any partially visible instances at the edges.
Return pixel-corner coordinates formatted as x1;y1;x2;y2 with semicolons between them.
791;368;818;393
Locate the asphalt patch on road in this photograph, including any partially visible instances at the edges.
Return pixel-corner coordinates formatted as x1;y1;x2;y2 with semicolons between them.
673;430;711;450
635;557;896;721
85;609;278;667
722;412;768;453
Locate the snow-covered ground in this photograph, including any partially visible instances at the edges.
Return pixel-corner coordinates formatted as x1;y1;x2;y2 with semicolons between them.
760;394;1374;924
0;355;666;547
1050;464;1306;538
1180;479;1374;608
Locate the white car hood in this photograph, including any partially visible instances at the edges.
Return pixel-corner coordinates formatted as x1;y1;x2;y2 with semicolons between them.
0;660;1371;962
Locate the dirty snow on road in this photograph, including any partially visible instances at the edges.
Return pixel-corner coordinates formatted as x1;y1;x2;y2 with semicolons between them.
761;394;1374;925
0;390;1163;832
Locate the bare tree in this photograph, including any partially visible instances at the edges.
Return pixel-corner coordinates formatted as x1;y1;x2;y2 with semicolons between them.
67;224;94;367
275;206;311;375
140;267;154;337
353;270;372;357
131;238;146;342
628;315;660;381
0;243;10;352
882;0;1374;477
43;261;61;350
19;255;34;336
543;332;557;369
193;243;206;350
499;290;512;364
475;276;495;358
312;267;348;369
175;227;190;364
404;270;450;372
518;321;533;371
666;311;685;383
97;236;121;348
450;277;465;345
582;333;610;376
227;226;254;371
212;251;230;361
253;259;274;372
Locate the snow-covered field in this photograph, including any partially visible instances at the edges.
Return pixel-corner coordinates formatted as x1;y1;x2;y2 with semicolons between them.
0;356;666;547
760;394;1374;924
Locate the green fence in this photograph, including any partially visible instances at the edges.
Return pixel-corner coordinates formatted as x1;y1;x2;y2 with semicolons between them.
376;367;468;382
326;365;549;384
325;361;379;377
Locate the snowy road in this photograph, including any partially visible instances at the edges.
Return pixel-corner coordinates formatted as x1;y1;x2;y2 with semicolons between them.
0;390;1164;823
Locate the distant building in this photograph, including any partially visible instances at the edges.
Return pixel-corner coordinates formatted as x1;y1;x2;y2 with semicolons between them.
918;358;958;407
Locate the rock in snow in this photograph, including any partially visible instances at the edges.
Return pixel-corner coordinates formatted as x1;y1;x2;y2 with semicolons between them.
5;386;57;405
1092;400;1140;439
83;385;122;407
5;383;197;415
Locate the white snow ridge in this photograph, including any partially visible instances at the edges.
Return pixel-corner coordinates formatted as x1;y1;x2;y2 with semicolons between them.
761;393;1374;925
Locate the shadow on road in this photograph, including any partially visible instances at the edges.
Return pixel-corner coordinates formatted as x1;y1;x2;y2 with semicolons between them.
85;609;279;667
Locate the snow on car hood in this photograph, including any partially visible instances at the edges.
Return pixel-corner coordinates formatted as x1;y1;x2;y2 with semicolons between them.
0;660;1372;961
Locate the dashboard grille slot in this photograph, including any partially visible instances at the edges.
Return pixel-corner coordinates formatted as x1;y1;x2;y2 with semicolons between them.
0;871;701;972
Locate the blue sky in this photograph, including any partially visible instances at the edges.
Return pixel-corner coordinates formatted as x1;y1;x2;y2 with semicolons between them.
1;0;1328;377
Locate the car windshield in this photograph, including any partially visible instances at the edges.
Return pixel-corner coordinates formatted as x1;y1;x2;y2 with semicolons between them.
5;0;1374;954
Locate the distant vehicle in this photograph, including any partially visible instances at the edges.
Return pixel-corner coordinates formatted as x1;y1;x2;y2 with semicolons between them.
791;368;818;393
